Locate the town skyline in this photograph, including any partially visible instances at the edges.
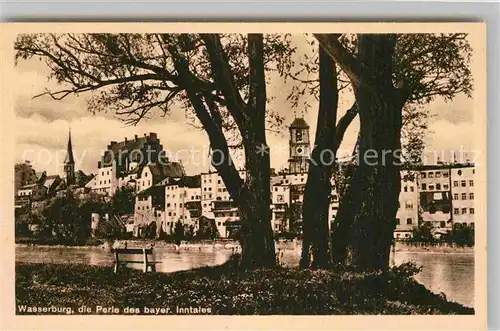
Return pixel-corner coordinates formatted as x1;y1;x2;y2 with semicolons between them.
14;35;478;177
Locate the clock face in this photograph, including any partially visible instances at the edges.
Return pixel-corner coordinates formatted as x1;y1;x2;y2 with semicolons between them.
296;147;304;155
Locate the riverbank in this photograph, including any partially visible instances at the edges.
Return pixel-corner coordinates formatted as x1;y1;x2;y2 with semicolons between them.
394;242;474;254
16;261;473;315
15;238;475;254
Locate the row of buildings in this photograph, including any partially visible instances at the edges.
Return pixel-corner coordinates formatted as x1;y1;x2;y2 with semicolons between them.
15;116;475;240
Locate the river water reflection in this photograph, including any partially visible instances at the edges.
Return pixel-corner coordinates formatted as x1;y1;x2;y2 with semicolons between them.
15;245;474;308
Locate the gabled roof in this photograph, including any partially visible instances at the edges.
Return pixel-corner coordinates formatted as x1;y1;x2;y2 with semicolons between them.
290;117;309;129
19;183;38;189
138;162;186;184
137;184;164;198
168;175;201;188
55;180;67;191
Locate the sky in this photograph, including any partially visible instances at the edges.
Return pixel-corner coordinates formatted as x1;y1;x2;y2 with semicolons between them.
13;34;477;177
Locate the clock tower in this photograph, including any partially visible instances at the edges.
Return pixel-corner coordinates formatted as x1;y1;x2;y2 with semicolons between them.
288;116;310;174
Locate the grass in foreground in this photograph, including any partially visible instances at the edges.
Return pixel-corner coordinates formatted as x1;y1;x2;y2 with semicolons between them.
15;259;474;315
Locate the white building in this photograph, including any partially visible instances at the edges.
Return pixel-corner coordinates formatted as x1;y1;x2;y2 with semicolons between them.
394;171;419;239
200;170;246;237
451;165;475;229
91;133;165;196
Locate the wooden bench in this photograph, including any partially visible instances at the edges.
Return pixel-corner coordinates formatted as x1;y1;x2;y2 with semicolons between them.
112;248;161;273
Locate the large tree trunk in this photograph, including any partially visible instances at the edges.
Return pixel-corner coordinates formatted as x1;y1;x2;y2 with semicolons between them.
238;132;275;269
315;34;406;271
300;48;338;269
173;34;276;269
236;34;276;269
348;35;403;271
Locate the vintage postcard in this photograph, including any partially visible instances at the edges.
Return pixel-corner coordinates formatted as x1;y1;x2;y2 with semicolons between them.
0;22;487;330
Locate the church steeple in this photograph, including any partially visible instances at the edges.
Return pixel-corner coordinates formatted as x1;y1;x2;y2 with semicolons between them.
64;127;75;185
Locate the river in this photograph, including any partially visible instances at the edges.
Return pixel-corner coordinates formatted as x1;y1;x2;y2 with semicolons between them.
15;244;474;308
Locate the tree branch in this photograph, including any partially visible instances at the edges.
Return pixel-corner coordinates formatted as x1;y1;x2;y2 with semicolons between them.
313;34;362;88
334;103;358;152
200;34;248;122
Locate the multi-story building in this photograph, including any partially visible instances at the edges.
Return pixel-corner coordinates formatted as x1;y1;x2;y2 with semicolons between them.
409;162;475;239
200;169;246;237
14;161;38;195
91;133;165;196
394;171;419;239
450;164;475;229
418;164;453;236
132;163;187;230
163;176;202;235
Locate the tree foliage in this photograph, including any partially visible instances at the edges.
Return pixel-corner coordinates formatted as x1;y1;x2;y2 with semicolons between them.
311;33;473;271
111;186;136;215
15;32;297;269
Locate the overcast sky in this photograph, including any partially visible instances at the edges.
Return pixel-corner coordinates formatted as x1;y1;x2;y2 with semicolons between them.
14;35;477;177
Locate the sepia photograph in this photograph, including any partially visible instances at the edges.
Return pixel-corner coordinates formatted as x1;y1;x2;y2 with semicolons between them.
0;22;487;329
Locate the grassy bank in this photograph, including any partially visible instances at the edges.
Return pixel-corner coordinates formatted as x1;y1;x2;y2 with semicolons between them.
16;260;473;315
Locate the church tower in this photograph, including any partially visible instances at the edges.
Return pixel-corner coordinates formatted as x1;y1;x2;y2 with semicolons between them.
288;115;310;174
64;128;76;186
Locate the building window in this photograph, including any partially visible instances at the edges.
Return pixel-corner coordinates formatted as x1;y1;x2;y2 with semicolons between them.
470;208;475;214
209;187;212;191
436;183;441;190
333;195;338;201
435;172;441;178
428;172;434;178
462;208;467;214
453;193;459;200
454;181;459;187
217;222;221;226
443;172;449;178
461;180;466;187
454;208;459;215
469;180;474;186
167;203;170;207
204;188;207;191
410;186;414;192
429;185;434;191
458;169;462;176
443;184;449;190
406;218;413;225
405;200;414;210
421;184;427;190
440;221;446;228
470;193;474;200
421;173;426;179
461;193;467;200
396;218;400;225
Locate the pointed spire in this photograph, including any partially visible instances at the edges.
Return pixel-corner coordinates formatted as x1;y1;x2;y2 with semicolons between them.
64;126;75;165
